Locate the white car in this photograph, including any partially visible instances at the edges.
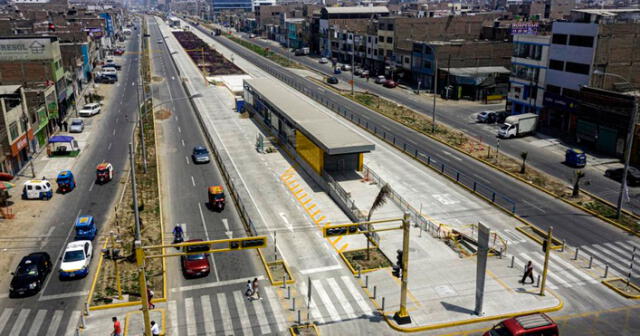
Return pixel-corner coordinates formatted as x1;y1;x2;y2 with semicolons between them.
79;103;101;117
375;75;386;84
69;118;84;133
319;57;328;64
59;240;93;279
341;64;352;71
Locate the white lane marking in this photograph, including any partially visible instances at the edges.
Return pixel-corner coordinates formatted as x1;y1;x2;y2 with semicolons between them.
172;276;265;293
217;293;234;336
222;218;232;238
312;279;342;321
517;254;561;288
40;208;82;300
39;226;56;248
280;212;293;232
178;126;182;133
253;293;271;334
191;176;196;187
550;254;597;284
341;275;374;316
168;300;179;336
326;278;357;319
185;156;190;165
64;311;81;336
27;309;48;336
116;117;119;123
113;129;116;136
174;115;178;121
585;244;640;277
264;286;287;332
198;202;219;281
108;142;112;151
200;295;216;335
299;280;324;324
46;310;64;335
39;290;89;301
300;265;343;275
185;297;196;336
442;150;463;161
88;180;96;192
181;139;185;147
233;291;254;336
0;308;14;334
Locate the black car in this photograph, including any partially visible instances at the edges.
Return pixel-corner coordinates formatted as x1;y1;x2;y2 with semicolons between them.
327;76;339;84
95;75;116;84
103;63;122;70
604;167;640;186
10;252;52;297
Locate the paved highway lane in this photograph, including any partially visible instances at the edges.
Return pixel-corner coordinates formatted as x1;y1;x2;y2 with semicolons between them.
190;23;640;272
0;24;143;335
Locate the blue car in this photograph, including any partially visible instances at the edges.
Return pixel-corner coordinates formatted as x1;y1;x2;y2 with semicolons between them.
192;146;211;164
74;216;97;240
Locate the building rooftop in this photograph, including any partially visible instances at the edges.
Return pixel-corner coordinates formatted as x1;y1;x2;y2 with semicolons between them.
444;66;510;77
0;85;22;95
572;8;640;17
323;6;389;15
245;78;375;155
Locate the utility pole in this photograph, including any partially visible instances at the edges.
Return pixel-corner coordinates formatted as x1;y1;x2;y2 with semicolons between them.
540;226;553;296
135;240;151;335
394;213;412;324
351;40;355;96
129;143;141;240
432;54;438;133
137;72;148;174
617;97;638;219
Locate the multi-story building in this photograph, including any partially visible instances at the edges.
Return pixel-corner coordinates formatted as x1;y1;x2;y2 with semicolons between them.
0;85;32;175
210;0;252;13
507;32;551;115
317;6;389;58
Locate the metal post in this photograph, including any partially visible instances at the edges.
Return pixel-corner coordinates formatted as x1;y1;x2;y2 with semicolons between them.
617;96;638;219
111;231;122;300
628;246;637;287
510;255;515;268
273;231;277;261
574;247;580;260
499;247;503;259
536;274;541;288
129;144;141;240
431;54;438;133
382;297;385;312
282;274;286;288
135;240;151;335
373;285;377;300
539;226;553;296
297;310;301;325
604;264;609;278
365;275;369;288
84;302;90;316
561;239;566;252
291;298;296;311
287;286;291;299
358;266;361;279
588;256;593;269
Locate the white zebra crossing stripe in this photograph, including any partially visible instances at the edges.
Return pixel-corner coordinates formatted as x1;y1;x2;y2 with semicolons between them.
550;254;597;284
341;276;374;316
185;297;196;336
64;310;81;336
627;240;640;250
200;295;216;335
46;310;64;335
233;291;254;336
252;295;271;335
582;245;639;277
27;309;48;336
312;279;342;322
536;252;585;286
217;292;234;335
168;300;179;336
264;286;287;332
520;253;571;287
0;308;14;334
10;308;30;335
299;279;324;324
609;242;634;255
326;278;357;319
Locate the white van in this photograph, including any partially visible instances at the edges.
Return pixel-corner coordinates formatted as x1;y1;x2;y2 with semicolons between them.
22;180;53;200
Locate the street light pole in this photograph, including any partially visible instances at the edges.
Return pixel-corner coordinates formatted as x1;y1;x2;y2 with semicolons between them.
432;54;438;133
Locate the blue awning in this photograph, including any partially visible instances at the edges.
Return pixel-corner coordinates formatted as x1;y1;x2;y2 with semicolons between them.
49;135;75;143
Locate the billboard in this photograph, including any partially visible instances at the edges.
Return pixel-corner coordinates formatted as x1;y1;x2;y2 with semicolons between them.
511;22;539;35
0;38;58;61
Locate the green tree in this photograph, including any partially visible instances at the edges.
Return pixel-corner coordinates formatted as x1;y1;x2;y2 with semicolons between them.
366;184;391;260
520;152;528;174
572;170;586;197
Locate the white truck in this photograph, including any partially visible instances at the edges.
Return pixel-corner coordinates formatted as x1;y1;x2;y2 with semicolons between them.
497;113;538;138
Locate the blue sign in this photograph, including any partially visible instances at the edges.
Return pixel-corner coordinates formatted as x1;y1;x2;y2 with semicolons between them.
99;13;113;37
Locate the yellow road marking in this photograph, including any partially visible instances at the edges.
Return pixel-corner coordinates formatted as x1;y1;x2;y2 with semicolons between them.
314;215;326;223
293;189;304;195
301;199;311;206
338;243;349;252
296;193;308;200
307;204;317;211
310;209;321;217
332;236;343;246
487;270;513;293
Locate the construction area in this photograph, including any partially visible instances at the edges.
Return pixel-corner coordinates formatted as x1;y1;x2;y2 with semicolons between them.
172;31;244;76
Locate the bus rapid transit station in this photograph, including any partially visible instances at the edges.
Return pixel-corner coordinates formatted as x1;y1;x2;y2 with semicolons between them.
242;78;375;177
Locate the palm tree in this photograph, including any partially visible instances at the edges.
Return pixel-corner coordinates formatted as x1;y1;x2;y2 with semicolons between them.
520;152;528;174
366;184;391;259
572;170;586;197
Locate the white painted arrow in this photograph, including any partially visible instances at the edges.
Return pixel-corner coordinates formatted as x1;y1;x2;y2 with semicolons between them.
222;218;233;238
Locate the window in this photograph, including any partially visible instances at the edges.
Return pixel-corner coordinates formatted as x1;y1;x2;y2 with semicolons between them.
386;50;392;57
374;49;378;56
565;61;590;75
379;23;385;30
546;84;561;94
511;64;539;82
386;37;393;43
367;48;371;54
569;35;594;48
404;57;410;64
378;48;383;56
549;59;564;71
387;24;394;30
423;60;432;69
367;36;371;43
9;121;19;140
552;33;567;45
378;36;384;43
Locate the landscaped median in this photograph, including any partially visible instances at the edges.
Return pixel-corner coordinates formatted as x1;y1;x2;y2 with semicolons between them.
87;17;166;310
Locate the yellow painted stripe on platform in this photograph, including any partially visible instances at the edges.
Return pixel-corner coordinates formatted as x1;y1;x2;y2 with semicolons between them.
289;184;300;190
310;209;321;217
286;179;297;185
296;193;308;200
338;243;349;253
487;270;513;293
293;189;304;195
307;204;317;210
301;199;311;206
332;236;343;246
314;215;326;224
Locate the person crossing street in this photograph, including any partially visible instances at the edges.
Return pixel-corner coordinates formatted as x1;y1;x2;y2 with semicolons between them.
520;260;534;284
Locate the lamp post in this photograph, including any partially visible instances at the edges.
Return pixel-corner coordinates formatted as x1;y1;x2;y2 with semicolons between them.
593;70;638;219
431;47;438;133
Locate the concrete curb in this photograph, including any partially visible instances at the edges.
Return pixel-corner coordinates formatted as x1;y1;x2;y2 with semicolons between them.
602;278;640;299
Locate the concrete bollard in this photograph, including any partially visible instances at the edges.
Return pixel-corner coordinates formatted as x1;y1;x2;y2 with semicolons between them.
358;267;362;279
382;297;385;312
79;313;85;329
510;255;515;268
499;247;503;259
291;298;296;311
588;256;593;269
536;274;541;288
287;286;291;300
574;247;580;260
365;275;369;288
373;286;377;300
561;239;566;252
604;264;609;278
84;302;90;316
297;310;301;325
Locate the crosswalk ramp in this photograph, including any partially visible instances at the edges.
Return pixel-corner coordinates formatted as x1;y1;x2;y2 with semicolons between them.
298;275;375;325
580;240;640;279
168;286;287;335
512;251;598;289
0;307;80;336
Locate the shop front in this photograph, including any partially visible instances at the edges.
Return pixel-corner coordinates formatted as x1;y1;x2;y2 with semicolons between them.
8;129;34;175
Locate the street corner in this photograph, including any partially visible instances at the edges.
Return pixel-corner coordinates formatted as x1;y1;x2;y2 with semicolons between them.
124;307;166;336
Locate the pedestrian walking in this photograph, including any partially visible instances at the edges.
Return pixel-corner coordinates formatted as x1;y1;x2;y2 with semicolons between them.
245;280;253;300
147;287;155;309
252;277;261;300
112;316;122;336
150;320;161;336
62;120;68;132
520;260;534;284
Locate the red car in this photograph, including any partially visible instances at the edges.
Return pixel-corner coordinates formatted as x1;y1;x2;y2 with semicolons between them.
180;239;210;278
114;48;125;55
383;80;398;88
484;313;558;336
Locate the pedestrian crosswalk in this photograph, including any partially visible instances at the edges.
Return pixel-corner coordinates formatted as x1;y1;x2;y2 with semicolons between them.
301;275;375;324
580;240;640;279
512;251;598;290
0;307;81;336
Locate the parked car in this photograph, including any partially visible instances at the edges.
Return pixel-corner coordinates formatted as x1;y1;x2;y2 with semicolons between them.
59;240;93;279
69;119;85;133
103;63;121;70
477;111;494;123
605;167;640;186
484;313;558;336
375;75;386;84
9;252;51;297
157;40;164;44
327;76;339;84
181;239;210;278
114;48;125;55
319;57;328;64
354;68;363;76
79;103;101;117
341;64;352;71
360;70;369;78
191;146;211;164
333;68;342;74
383;80;398;88
95;74;116;84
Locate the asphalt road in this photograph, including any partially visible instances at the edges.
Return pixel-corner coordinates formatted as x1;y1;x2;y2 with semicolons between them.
0;23;143;335
190;23;640;276
242;35;640;215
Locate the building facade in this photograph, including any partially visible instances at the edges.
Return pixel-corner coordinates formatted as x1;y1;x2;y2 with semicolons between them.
508;33;550;115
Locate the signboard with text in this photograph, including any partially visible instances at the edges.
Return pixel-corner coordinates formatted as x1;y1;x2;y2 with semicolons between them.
0;38;56;61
